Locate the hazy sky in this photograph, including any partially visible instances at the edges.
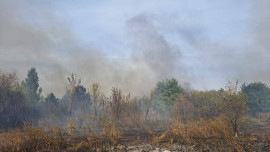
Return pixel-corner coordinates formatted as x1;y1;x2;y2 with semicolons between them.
1;0;270;97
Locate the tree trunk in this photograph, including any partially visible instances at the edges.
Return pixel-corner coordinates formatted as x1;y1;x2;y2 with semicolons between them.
70;95;74;116
145;109;149;121
232;119;238;137
94;107;97;120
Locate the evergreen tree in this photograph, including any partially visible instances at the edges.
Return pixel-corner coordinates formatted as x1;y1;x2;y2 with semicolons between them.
23;68;42;107
153;78;184;114
241;82;270;117
45;93;58;103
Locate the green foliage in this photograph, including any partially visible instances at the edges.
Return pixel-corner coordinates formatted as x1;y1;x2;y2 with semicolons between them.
60;84;91;117
74;85;91;103
73;85;91;114
0;73;21;113
153;78;184;114
67;73;81;115
23;68;42;107
241;82;270;117
45;93;58;103
0;72;31;129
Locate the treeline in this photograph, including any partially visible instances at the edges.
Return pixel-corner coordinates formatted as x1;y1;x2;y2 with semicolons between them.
1;67;270;132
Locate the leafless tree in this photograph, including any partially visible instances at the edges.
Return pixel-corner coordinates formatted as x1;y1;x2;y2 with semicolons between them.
89;82;101;120
111;88;123;124
145;90;153;121
224;81;247;137
67;73;81;116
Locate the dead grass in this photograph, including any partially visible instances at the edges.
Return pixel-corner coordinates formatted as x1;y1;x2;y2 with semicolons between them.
0;125;67;152
0;117;268;152
153;116;258;152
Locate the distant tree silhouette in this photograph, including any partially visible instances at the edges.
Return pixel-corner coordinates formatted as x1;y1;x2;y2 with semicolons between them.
67;73;81;116
22;68;42;107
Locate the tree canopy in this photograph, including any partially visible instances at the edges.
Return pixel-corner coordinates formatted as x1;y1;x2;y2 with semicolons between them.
241;82;270;117
153;78;184;114
45;93;58;103
23;68;42;107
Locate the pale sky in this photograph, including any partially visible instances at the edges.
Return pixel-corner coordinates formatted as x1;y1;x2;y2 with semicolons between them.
1;0;270;97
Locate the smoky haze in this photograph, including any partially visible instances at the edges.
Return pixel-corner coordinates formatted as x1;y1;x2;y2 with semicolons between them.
0;0;270;97
0;1;183;97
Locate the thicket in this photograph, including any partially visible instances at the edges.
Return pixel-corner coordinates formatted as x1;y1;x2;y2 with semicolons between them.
1;68;270;151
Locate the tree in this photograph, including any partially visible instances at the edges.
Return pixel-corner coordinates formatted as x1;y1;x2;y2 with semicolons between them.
74;85;91;116
75;86;90;103
0;72;28;128
23;68;42;107
67;73;81;116
111;87;123;124
141;90;153;121
188;90;224;120
89;82;101;120
172;94;194;123
224;81;247;137
241;82;270;117
39;93;59;117
45;93;58;113
45;93;58;103
153;78;184;115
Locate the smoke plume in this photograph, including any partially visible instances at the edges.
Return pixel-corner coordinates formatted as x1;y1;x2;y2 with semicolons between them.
0;1;186;97
1;0;270;97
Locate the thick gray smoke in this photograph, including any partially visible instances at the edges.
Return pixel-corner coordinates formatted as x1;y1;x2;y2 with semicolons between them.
1;0;270;97
63;14;190;96
167;0;270;88
0;1;186;97
127;15;181;79
208;0;270;85
244;0;270;82
0;0;70;95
